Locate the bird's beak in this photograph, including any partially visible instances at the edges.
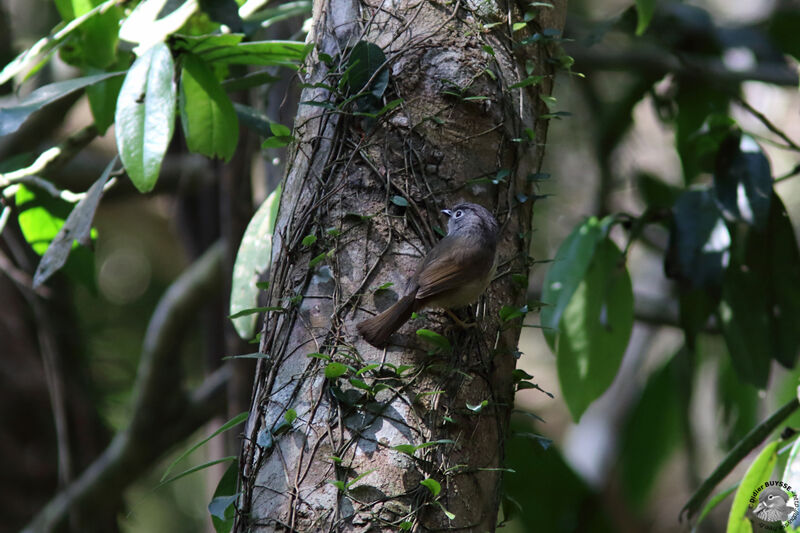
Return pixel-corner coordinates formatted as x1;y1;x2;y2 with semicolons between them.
441;209;452;217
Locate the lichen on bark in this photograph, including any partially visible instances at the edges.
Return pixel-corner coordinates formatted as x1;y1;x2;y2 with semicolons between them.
235;0;566;531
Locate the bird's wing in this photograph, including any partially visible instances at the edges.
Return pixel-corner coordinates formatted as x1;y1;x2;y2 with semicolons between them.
415;236;494;300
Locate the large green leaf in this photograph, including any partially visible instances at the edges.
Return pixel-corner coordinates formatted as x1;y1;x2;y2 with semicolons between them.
55;0;121;69
540;216;613;351
727;440;779;533
179;53;239;161
346;41;388;98
115;42;177;193
674;83;731;184
0;71;123;136
199;40;312;66
665;188;730;289
230;186;281;340
713;132;772;230
557;238;634;420
619;357;681;509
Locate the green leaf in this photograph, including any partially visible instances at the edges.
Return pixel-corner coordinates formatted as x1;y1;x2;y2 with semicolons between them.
227;306;282;319
540;216;614;350
499;304;528;322
208;461;238;533
416;329;451;353
0;71;123;136
727;440;780;533
230;185;281;340
713;132;772;230
33;158;115;288
328;480;346;491
636;172;681;210
783;429;800;489
283;408;297;424
301;234;317;246
557;238;633;420
347;468;376;489
346;41;388;98
420;478;441;498
390;195;409;207
115;42;177;193
393;444;417;455
159;456;237;487
719;194;800;380
161;412;248;482
179;53;239;161
619;358;681;509
199;40;312;67
86;65;126;134
665;188;730;289
269;122;291;137
509;75;544;89
694;484;737;532
634;0;656;35
324;362;349;379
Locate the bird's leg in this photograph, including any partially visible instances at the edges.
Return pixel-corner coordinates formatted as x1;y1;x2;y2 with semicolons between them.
445;309;477;329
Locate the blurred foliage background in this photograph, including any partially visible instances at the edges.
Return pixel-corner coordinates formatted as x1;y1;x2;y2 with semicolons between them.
2;0;800;532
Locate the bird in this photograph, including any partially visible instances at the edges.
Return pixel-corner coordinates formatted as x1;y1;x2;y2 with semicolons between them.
357;202;499;347
753;486;796;523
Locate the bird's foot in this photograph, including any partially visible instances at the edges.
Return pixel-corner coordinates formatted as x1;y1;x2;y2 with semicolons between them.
445;309;477;329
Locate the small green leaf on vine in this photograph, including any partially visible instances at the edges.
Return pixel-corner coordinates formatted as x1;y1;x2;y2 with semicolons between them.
420;478;441;498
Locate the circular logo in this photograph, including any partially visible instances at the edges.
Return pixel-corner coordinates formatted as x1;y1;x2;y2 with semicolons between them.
749;481;799;530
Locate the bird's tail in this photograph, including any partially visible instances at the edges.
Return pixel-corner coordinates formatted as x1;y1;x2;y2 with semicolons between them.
357;294;416;347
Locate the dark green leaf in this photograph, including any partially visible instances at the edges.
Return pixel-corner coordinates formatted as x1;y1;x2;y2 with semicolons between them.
346;41;388;98
180;53;239;161
301;234;317;246
636;172;680;211
221;70;281;92
0;71;123;136
713;132;772;230
115;42;177;193
209;461;238;533
619;358;681;509
665;188;730;289
198;0;243;32
557;239;633;420
719;194;800;381
33;158;115;288
86;65;125;134
499;304;528;322
540;216;614;350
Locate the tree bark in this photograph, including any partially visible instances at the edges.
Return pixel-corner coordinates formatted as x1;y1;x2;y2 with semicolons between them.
236;0;566;530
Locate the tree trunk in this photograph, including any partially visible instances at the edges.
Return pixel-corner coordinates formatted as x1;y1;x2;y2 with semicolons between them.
236;0;566;530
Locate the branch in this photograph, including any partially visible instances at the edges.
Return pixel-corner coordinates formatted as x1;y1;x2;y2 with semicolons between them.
23;241;228;533
565;43;800;87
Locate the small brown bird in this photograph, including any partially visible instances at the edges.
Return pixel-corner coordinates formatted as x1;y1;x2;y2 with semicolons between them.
357;202;499;347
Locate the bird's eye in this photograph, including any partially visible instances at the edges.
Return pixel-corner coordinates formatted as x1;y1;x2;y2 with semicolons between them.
454;210;463;218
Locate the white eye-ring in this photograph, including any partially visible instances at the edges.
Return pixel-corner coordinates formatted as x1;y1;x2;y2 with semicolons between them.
454;210;463;218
